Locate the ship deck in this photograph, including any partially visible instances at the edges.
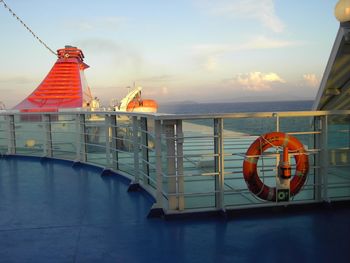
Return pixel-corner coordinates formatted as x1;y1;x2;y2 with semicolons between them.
1;156;349;263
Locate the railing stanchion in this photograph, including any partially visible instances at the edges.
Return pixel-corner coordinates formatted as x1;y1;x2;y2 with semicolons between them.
314;116;321;201
105;114;111;168
140;117;149;185
76;114;87;162
164;120;177;210
320;115;329;202
148;119;164;216
6;114;15;155
132;116;140;183
275;113;280;132
111;114;118;170
43;114;52;157
176;119;185;211
214;118;225;210
75;114;80;161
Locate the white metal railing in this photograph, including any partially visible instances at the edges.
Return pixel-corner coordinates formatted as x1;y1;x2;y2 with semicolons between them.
0;110;349;215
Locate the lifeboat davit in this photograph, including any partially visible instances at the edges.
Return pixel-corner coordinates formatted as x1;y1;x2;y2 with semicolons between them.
117;86;158;113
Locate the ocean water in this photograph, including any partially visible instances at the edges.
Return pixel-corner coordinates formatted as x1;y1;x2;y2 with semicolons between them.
158;100;314;114
158;100;315;139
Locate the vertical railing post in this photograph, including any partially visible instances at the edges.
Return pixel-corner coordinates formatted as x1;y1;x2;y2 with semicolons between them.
176;119;185;211
320;115;329;202
76;114;87;162
6;114;15;155
163;121;178;210
132;116;140;184
214;118;224;210
75;114;81;161
111;114;118;170
151;119;164;213
105;114;111;168
43;114;52;157
164;120;177;210
275;113;280;132
140;117;149;184
314;116;322;201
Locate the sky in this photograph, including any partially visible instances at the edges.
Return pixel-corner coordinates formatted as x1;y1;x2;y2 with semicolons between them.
0;0;341;107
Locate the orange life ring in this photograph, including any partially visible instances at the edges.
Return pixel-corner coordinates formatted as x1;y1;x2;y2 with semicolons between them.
243;132;309;201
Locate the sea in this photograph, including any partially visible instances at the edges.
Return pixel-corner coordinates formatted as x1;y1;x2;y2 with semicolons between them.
158;100;315;137
158;100;314;114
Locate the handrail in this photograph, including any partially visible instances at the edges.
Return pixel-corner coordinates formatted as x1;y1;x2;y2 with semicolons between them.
1;109;349;119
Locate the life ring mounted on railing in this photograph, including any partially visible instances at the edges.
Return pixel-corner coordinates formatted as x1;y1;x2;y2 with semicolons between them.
243;132;309;201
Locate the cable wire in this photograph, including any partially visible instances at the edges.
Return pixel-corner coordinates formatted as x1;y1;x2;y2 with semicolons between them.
0;0;57;56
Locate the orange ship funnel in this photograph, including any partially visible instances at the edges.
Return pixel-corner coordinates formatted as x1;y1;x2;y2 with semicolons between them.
13;46;93;112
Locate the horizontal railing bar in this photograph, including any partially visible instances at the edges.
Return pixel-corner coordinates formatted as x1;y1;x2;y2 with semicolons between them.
285;131;321;135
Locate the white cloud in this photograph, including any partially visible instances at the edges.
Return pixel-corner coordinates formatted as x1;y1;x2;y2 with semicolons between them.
193;36;301;54
303;74;319;88
77;38;121;52
193;36;302;71
0;76;37;84
228;72;286;91
139;85;171;99
195;0;284;33
76;38;143;70
67;16;126;31
203;56;219;71
161;86;169;95
245;36;302;50
137;75;175;83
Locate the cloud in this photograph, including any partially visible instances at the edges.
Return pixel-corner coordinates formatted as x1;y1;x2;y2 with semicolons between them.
67;16;126;31
227;72;286;91
195;0;284;33
161;86;169;95
302;74;319;88
193;36;302;71
137;74;175;83
245;36;302;50
203;56;219;71
77;38;121;53
0;76;39;108
193;36;301;54
76;38;143;70
0;76;37;84
137;85;170;99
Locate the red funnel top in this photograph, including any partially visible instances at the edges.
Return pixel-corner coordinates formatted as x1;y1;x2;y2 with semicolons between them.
13;46;92;112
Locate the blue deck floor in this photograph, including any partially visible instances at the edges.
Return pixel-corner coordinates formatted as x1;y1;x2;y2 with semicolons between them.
1;156;350;263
